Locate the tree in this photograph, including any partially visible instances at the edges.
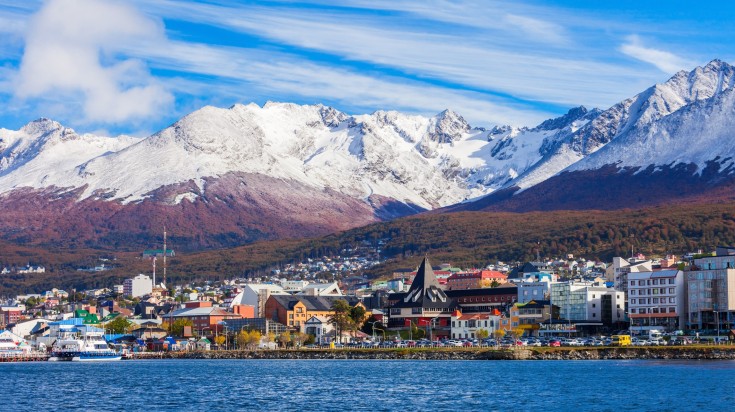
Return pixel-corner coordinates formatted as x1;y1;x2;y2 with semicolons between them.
493;329;506;340
278;332;292;348
509;327;525;340
236;330;250;349
169;318;193;337
292;332;308;347
265;332;277;345
213;335;225;346
329;299;352;343
476;329;490;339
105;315;132;334
246;330;262;349
349;305;367;336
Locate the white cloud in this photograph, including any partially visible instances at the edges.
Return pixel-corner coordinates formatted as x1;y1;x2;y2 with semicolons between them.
15;0;173;124
619;35;692;74
503;14;569;46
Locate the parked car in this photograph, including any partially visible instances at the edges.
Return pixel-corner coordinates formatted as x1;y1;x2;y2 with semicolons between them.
549;339;561;347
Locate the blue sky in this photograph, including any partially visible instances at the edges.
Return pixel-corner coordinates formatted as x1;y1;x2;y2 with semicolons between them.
0;0;733;136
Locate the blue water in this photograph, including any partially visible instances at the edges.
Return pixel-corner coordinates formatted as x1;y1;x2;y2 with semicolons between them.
3;359;735;411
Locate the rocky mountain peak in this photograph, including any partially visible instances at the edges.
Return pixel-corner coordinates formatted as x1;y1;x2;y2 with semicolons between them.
428;109;470;143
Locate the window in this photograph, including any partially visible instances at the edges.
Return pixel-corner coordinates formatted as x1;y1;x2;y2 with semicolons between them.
452;321;456;327
631;299;637;304
669;297;676;303
630;281;635;286
630;290;636;295
669;279;675;284
669;288;675;294
669;307;676;313
592;313;596;318
592;303;596;308
630;309;637;314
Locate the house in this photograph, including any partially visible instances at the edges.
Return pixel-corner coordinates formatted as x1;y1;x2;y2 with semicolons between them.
450;310;501;340
297;282;343;296
195;337;211;350
304;315;334;344
445;284;518;313
131;325;168;340
0;306;23;327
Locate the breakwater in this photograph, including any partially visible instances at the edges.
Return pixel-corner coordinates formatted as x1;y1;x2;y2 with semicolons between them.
128;346;735;361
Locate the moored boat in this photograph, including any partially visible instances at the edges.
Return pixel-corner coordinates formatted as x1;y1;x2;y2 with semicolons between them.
48;324;121;362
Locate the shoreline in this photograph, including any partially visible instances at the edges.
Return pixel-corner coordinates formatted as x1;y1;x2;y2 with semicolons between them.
126;346;735;361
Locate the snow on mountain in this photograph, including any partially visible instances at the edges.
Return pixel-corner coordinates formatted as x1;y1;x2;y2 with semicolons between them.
0;119;139;190
505;59;735;192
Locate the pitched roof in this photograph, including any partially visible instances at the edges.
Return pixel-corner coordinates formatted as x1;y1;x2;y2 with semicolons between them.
394;257;454;309
269;295;360;312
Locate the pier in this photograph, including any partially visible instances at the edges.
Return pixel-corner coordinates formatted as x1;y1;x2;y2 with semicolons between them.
0;352;50;362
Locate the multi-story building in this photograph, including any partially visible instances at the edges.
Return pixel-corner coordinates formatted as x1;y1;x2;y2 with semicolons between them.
264;294;366;331
445;270;507;290
551;281;625;328
516;280;551;303
627;270;686;334
450;310;501;340
123;274;152;298
686;247;735;330
0;306;22;327
608;257;653;293
164;307;242;336
509;300;556;336
228;284;289;318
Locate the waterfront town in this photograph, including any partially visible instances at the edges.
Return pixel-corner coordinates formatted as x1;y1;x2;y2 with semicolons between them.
2;245;735;360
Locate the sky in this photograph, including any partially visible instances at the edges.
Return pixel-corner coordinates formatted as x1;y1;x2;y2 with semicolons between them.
0;0;733;136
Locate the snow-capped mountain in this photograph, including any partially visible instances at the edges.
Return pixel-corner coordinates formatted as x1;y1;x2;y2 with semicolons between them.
455;59;735;212
2;59;734;248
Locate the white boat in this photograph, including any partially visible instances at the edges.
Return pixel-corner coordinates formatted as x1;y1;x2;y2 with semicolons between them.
48;324;121;362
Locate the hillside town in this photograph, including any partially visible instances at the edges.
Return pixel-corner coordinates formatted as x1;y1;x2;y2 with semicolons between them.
2;245;734;358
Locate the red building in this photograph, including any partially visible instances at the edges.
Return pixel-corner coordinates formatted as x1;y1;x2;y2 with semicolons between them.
446;270;508;290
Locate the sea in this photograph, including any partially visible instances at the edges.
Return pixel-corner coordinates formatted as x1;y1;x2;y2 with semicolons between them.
4;359;735;411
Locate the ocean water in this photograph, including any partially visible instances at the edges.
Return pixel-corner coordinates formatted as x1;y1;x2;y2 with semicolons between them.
4;359;735;411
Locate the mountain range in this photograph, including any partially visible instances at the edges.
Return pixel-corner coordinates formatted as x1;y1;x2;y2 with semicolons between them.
1;59;734;250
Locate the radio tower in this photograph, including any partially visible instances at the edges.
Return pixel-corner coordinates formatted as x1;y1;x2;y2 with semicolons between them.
163;226;168;287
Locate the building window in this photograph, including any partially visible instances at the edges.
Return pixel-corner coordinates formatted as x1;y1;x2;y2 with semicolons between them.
669;279;675;284
592;303;596;308
669;288;675;294
631;299;636;304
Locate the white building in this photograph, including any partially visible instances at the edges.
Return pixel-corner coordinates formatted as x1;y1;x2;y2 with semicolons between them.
304;315;334;344
113;285;124;294
628;269;686;334
608;257;653;292
123;274;153;298
551;281;626;326
297;282;343;297
280;280;309;292
450;311;500;340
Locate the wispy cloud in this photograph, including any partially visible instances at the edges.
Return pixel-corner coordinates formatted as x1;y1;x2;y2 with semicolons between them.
619;35;693;74
15;0;173;124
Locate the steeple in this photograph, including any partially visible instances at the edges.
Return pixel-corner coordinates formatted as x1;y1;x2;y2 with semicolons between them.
402;256;449;307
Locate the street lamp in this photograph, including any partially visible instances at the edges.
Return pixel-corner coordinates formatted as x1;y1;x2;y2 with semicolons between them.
429;316;440;342
367;320;382;342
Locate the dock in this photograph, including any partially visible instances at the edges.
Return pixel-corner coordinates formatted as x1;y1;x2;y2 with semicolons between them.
0;352;50;362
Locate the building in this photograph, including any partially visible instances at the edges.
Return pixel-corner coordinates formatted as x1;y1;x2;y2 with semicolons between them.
297;282;343;297
450;310;500;340
164;307;242;336
445;270;507;290
551;281;625;330
228;284;289;318
304;315;334;344
516;280;551;303
509;300;557;336
123;274;153;298
223;317;288;336
445;285;518;313
0;306;22;327
608;257;653;293
627;270;686;334
264;295;365;331
387;257;455;331
686;247;735;330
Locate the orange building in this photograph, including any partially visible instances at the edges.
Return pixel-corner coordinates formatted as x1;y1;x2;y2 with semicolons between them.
264;295;368;331
164;306;242;335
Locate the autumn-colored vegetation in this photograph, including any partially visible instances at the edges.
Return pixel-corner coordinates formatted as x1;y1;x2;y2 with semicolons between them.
3;203;735;294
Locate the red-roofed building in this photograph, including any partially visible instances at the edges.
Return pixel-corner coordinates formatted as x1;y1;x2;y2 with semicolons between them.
446;270;508;290
450;310;502;340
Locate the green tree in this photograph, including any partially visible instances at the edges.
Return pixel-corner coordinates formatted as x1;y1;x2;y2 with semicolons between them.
350;305;367;332
476;329;490;339
169;318;193;337
105;315;132;334
329;299;352;343
292;332;308;347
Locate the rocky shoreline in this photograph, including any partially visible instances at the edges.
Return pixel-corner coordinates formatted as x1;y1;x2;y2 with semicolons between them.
128;347;735;361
